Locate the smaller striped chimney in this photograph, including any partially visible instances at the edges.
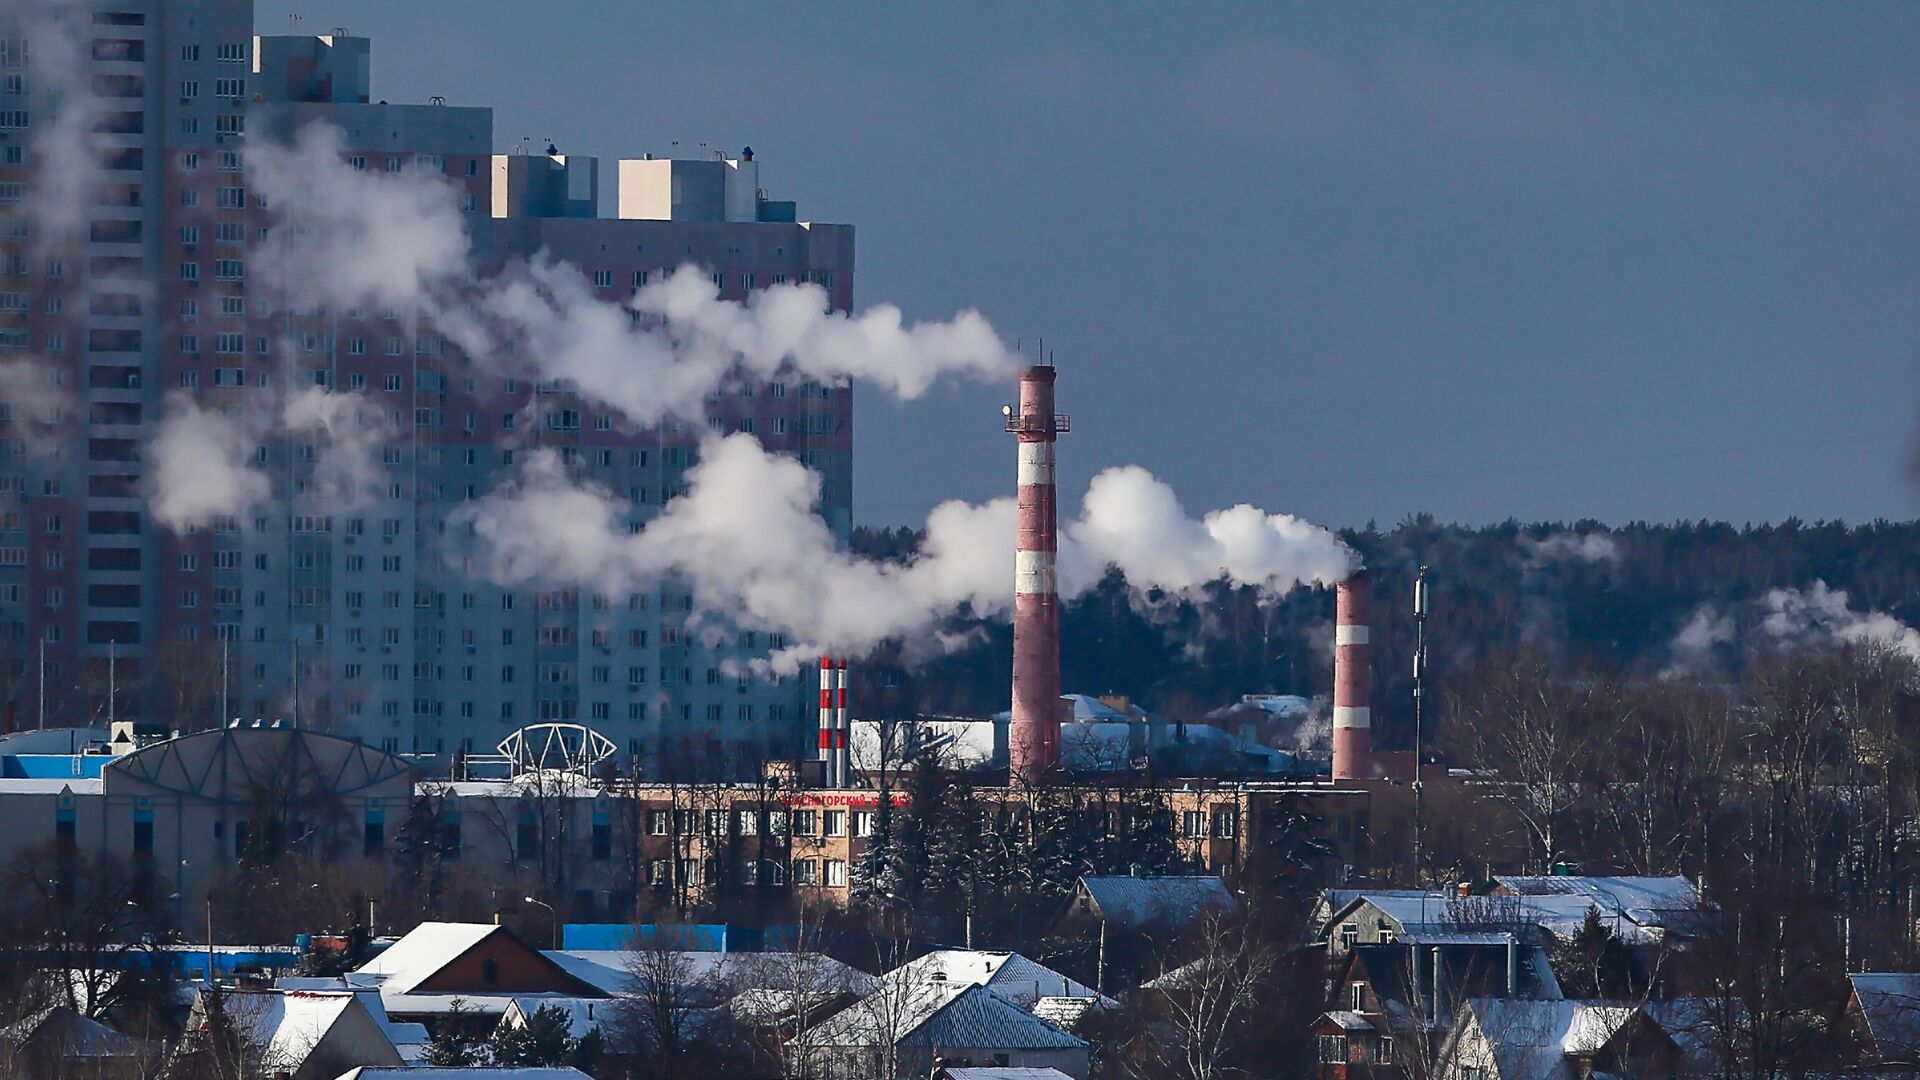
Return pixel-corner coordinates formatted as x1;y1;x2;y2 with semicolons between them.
817;656;836;786
1331;571;1373;780
833;656;850;787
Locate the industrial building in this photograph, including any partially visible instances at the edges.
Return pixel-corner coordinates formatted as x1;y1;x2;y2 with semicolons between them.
0;4;852;772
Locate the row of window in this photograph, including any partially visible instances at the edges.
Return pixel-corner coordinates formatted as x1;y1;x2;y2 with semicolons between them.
641;807;877;839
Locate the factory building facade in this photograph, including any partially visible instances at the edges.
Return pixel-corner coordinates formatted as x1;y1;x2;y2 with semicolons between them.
0;723;1375;925
0;4;853;774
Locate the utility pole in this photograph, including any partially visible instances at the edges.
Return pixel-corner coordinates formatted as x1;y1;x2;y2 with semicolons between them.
1412;566;1430;883
220;639;229;727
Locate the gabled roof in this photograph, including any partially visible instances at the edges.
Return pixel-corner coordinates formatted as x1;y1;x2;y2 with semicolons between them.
0;1004;152;1059
213;988;403;1076
356;923;502;993
883;950;1111;1009
501;997;615;1040
1850;973;1920;1058
278;978;428;1062
355;922;600;1002
1462;998;1640;1080
332;1070;591;1080
1078;875;1237;930
801;982;1085;1051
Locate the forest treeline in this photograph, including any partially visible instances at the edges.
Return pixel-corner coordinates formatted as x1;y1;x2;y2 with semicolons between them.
851;516;1920;749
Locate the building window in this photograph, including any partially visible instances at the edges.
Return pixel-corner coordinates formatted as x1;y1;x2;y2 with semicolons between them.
1183;810;1205;838
793;859;818;886
1212;807;1237;839
853;810;875;838
793;810;817;836
1318;1035;1348;1065
825;859;847;888
824;810;846;838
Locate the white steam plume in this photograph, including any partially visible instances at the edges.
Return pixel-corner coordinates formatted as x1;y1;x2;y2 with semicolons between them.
244;126;1020;425
245;124;472;311
1760;582;1920;659
457;434;1353;669
1520;531;1619;567
146;395;270;531
0;358;72;456
20;0;92;251
147;389;394;532
281;387;396;510
1665;580;1920;675
1063;465;1356;595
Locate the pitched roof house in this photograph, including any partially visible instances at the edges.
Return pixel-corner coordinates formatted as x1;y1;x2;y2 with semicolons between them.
794;981;1089;1080
1433;999;1680;1080
1071;875;1238;932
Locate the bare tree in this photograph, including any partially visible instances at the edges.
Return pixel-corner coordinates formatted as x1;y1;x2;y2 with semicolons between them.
1121;909;1285;1080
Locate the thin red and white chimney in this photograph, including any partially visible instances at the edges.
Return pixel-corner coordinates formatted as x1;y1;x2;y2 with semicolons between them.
833;656;849;786
817;655;837;786
1331;570;1373;780
1008;365;1067;785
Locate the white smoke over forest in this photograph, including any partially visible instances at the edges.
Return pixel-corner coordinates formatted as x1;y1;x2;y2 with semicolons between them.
455;434;1354;670
1665;580;1920;674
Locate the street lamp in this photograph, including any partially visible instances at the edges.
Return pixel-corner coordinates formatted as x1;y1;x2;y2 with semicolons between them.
522;896;558;950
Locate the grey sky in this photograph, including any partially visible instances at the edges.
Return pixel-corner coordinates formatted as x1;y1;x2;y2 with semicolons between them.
258;2;1920;529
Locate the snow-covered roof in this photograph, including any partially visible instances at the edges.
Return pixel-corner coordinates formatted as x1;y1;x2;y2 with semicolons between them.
1493;876;1701;923
332;1070;591;1080
882;950;1111;1010
1851;973;1920;1057
944;1060;1082;1068
0;777;104;795
330;1060;587;1068
1321;1010;1376;1032
0;1004;152;1058
355;922;501;993
543;949;877;1001
278;978;428;1062
501;997;615;1040
1058;722;1135;770
1062;694;1135;722
801;982;1085;1052
1324;889;1674;946
217;988;402;1075
1465;999;1639;1080
1079;874;1236;930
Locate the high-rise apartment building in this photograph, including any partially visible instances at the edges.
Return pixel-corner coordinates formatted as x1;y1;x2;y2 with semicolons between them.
0;4;854;778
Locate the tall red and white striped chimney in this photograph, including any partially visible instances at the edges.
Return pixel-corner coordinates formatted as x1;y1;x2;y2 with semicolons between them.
1331;570;1373;780
818;655;835;785
1007;365;1068;785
